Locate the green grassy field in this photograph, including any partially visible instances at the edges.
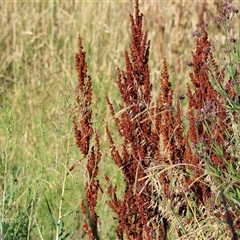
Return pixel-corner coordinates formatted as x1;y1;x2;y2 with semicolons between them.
0;1;239;239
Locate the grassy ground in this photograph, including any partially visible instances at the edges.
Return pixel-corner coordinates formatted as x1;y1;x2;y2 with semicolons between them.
0;1;239;239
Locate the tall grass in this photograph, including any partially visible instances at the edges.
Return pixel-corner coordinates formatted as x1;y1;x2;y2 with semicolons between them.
0;1;239;239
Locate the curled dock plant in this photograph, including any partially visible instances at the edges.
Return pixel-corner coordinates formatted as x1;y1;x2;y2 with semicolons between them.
74;0;240;239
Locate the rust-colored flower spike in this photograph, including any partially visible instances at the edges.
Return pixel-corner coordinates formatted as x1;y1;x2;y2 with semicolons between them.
74;35;101;239
157;58;175;155
186;28;232;169
183;27;238;206
106;0;162;239
74;35;93;157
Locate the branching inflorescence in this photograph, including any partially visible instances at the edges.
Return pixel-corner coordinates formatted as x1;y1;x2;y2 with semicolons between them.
106;1;163;239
